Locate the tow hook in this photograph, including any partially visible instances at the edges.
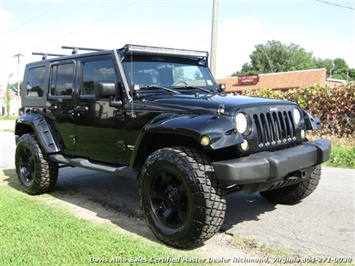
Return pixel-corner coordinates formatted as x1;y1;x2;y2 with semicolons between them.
297;169;307;179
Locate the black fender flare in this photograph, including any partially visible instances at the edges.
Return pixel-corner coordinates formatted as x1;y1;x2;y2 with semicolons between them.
130;113;244;167
303;110;320;130
15;113;63;153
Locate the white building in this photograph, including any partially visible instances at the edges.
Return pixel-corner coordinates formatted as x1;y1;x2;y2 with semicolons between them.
0;85;21;116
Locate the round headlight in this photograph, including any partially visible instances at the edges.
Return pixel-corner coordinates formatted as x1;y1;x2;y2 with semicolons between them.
293;108;301;125
235;113;248;134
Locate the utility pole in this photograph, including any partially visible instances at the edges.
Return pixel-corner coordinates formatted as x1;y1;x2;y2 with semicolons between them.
13;53;23;114
210;0;219;77
5;73;13;116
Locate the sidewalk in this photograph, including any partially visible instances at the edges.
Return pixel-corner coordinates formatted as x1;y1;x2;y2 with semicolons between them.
0;120;16;168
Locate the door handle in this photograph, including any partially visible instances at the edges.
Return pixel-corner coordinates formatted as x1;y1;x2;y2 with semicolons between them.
47;105;58;111
75;106;89;111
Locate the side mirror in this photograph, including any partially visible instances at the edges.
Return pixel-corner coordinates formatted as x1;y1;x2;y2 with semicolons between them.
95;82;116;98
218;83;226;92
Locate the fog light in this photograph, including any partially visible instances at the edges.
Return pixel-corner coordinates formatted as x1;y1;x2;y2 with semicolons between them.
201;135;210;146
240;140;249;151
301;129;306;139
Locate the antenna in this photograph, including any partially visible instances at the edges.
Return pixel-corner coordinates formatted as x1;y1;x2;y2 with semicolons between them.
62;46;105;54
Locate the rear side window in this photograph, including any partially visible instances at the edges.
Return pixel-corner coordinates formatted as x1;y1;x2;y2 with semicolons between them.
50;63;75;96
82;59;116;96
26;66;46;98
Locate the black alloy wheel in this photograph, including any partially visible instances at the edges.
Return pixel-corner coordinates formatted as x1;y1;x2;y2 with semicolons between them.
140;146;226;248
15;134;58;195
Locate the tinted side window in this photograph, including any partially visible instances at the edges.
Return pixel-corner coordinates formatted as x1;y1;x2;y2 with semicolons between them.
50;63;75;96
26;66;45;98
82;60;116;96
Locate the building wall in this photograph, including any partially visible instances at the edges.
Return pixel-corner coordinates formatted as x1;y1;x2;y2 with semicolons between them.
216;68;327;93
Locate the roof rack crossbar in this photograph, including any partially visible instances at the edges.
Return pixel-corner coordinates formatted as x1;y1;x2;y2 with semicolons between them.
62;46;105;54
32;52;66;60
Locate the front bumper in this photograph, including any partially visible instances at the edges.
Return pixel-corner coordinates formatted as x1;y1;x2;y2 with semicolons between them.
212;138;331;185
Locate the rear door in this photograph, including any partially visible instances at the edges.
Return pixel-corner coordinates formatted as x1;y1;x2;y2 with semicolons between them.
47;61;77;152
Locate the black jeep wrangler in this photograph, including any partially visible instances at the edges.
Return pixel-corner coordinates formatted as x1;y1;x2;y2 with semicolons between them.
15;44;331;248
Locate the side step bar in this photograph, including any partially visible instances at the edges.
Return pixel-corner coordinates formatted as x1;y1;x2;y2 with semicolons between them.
49;154;139;179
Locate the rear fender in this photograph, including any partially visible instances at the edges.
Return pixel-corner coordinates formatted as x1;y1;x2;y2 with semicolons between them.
15;113;62;153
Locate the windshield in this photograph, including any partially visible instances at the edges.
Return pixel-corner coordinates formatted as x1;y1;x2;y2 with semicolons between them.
122;56;217;92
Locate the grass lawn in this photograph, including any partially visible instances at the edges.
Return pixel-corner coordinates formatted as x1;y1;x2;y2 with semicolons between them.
0;115;18;120
309;133;355;169
324;145;355;169
0;170;200;266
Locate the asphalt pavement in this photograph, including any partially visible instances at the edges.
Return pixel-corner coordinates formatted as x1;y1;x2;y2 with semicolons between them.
1;120;354;258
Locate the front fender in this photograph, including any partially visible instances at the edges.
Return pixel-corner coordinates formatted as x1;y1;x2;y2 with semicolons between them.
15;113;62;153
130;113;244;167
144;113;243;149
303;110;320;130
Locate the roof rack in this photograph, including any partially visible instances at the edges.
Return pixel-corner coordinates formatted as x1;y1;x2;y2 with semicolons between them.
32;52;66;60
61;46;105;54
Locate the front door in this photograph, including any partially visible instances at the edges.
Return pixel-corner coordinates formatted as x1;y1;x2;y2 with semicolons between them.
74;57;126;163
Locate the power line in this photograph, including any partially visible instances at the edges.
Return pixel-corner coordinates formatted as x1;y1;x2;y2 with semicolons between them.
28;2;136;53
3;2;66;34
315;0;355;11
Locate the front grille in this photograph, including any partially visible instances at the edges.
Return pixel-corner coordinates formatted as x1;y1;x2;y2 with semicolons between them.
253;111;296;147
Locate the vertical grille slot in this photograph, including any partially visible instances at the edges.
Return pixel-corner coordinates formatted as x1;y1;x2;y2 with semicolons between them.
253;111;296;147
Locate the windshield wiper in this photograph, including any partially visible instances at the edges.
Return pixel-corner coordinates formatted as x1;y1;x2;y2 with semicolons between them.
141;85;181;94
181;86;215;94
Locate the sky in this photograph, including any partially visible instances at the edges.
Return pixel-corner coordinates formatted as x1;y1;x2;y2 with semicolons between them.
0;0;354;89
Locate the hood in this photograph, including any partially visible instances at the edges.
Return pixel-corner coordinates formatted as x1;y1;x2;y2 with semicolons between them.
137;93;296;115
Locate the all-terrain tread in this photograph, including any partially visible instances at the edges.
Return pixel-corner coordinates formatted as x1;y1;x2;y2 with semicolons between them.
140;146;226;248
15;133;58;195
260;165;322;205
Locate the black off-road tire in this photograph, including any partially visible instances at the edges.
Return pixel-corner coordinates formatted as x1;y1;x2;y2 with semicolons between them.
260;165;322;205
139;146;226;248
15;133;58;195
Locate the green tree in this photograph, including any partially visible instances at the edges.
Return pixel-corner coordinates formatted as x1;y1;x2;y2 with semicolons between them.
5;83;11;116
287;43;317;71
232;40;316;76
8;82;21;96
332;58;349;80
315;58;354;80
348;69;355;81
314;57;334;75
249;40;290;73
